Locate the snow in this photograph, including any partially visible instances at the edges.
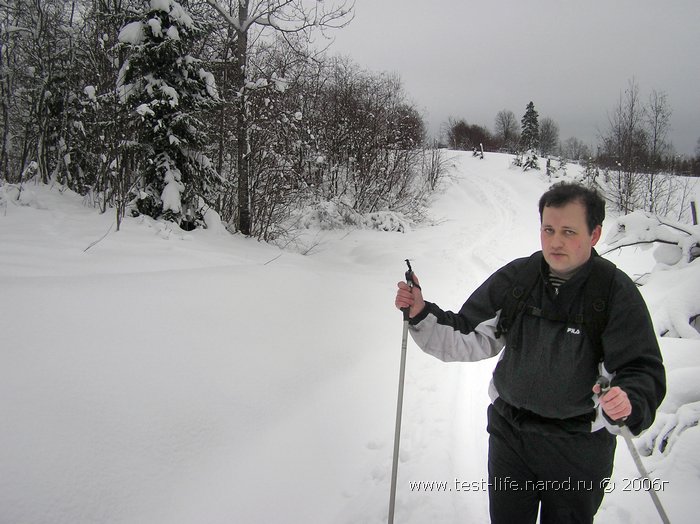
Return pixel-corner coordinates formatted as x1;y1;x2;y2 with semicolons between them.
84;85;97;102
150;0;172;13
198;69;219;100
147;17;163;38
272;72;289;93
642;263;700;339
136;103;155;117
1;152;698;523
160;83;179;107
166;25;180;41
116;60;135;103
149;0;194;30
161;168;184;214
602;209;700;338
118;21;145;45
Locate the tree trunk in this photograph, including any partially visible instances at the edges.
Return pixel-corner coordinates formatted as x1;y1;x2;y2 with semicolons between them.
235;2;250;235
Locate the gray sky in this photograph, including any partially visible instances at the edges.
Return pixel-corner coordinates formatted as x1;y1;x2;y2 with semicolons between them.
329;0;700;156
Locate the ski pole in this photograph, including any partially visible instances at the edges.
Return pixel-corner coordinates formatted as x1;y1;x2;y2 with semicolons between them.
388;259;415;524
596;377;671;524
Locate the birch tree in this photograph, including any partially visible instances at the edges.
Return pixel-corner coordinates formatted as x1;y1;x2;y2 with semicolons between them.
539;117;559;157
601;79;647;213
494;109;519;151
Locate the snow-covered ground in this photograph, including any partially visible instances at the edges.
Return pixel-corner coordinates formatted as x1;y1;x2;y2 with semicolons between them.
1;152;698;523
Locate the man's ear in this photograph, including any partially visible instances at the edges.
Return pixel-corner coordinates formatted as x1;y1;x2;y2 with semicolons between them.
591;225;602;246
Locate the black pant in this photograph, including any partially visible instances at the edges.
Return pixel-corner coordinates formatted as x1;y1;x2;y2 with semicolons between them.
487;404;616;524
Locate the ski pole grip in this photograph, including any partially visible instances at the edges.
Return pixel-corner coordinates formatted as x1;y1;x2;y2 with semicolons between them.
596;376;610;393
404;259;415;288
595;376;627;427
401;273;413;322
402;259;415;321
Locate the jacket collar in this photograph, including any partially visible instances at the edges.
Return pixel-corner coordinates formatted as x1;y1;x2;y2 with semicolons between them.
539;249;599;295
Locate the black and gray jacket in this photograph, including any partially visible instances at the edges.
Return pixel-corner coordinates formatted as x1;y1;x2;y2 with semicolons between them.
408;252;666;436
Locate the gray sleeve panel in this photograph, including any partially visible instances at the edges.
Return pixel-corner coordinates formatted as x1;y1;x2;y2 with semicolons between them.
408;310;505;363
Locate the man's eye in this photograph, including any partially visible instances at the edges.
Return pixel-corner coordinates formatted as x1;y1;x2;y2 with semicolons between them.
564;230;576;236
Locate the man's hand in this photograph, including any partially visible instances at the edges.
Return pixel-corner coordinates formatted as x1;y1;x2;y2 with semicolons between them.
593;383;632;422
395;274;426;319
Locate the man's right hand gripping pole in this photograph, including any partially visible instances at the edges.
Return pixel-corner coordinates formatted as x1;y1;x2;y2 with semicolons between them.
395;259;425;319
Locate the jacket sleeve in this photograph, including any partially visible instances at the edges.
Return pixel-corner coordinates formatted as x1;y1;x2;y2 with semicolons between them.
407;258;523;363
603;270;666;435
408;303;504;362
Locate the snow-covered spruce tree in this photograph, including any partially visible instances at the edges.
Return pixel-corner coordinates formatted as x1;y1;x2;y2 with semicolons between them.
117;0;220;223
520;101;539;150
520;101;540;170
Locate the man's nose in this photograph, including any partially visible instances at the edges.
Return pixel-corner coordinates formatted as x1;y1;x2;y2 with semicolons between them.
552;232;565;246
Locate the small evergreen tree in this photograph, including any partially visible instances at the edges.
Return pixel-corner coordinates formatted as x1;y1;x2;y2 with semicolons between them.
520;101;540;152
117;0;220;223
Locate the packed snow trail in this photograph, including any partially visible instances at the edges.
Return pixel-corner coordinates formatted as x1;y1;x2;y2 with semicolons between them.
1;152;697;523
326;153;546;523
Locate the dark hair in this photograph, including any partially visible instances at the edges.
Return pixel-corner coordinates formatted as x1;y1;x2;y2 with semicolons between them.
538;182;605;234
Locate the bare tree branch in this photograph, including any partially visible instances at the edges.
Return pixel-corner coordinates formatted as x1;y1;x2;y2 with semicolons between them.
600;239;679;256
204;0;243;32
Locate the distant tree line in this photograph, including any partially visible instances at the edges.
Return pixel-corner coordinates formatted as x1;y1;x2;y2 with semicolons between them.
0;0;446;240
596;78;698;219
443;83;699;221
442;82;700;181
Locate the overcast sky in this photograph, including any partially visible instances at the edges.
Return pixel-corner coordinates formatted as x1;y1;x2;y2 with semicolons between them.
328;0;700;156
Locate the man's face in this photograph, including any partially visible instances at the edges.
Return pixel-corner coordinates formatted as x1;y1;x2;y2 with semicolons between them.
540;200;601;277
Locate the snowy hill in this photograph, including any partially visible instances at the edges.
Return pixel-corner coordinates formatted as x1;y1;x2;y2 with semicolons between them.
1;152;698;523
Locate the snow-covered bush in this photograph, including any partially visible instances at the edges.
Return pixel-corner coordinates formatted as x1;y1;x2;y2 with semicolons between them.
294;198;411;233
512;149;540;171
603;210;700;271
638;367;700;459
363;211;410;233
545;157;567;180
601;202;700;465
602;210;699;339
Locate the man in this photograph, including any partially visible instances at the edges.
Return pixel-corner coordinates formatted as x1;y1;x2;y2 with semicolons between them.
395;182;665;523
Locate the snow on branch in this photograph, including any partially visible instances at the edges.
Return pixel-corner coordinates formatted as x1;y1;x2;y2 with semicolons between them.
602;210;700;266
203;0;244;32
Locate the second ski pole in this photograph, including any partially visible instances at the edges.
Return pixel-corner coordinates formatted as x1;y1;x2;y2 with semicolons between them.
596;376;671;524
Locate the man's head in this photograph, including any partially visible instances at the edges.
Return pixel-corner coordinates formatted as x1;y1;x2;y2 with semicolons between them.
538;182;605;234
538;183;606;277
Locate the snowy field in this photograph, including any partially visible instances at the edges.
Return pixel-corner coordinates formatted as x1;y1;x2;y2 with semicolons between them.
1;152;699;523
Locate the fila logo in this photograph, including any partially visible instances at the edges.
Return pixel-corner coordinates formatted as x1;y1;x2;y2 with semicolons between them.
567;327;581;335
